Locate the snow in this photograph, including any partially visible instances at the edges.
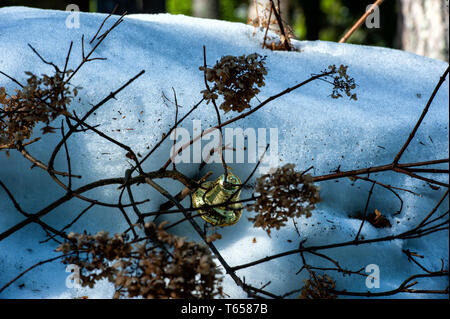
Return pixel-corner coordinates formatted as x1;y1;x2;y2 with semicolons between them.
0;7;448;299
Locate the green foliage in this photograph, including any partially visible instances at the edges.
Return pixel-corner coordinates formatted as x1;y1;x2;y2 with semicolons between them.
319;0;397;46
219;0;248;22
167;0;248;22
1;0;398;48
167;0;191;15
292;7;307;40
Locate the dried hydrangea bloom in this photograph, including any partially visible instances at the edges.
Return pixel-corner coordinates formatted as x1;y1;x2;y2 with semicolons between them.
200;53;267;113
0;70;76;149
299;272;337;299
57;222;223;299
247;164;321;236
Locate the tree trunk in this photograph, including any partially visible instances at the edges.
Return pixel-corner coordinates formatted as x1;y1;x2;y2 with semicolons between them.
395;0;449;61
73;0;90;12
140;0;166;13
247;0;290;28
96;0;165;14
301;0;322;40
192;0;220;19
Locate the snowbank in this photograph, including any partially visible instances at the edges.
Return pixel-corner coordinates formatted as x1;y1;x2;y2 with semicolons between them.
0;7;448;299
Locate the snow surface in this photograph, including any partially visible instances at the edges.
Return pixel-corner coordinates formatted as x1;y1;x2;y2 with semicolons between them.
0;7;448;299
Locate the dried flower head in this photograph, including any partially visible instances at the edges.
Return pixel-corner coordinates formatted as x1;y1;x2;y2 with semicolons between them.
299;272;337;299
200;53;267;113
327;64;357;100
247;164;321;236
355;208;392;228
0;70;76;149
57;231;133;287
57;222;223;299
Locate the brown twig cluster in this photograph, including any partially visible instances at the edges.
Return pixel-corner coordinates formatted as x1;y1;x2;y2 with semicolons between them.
248;0;294;51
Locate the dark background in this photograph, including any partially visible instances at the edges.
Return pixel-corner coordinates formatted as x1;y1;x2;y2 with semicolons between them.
0;0;398;48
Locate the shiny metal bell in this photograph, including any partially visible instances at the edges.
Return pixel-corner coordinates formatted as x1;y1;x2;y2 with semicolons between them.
192;171;243;227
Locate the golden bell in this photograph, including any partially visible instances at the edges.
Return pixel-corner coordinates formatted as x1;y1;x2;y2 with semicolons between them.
192;171;243;227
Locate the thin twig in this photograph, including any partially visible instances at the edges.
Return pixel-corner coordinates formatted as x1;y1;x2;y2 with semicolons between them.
269;0;291;51
331;272;448;297
89;3;119;44
338;0;385;43
0;254;72;294
231;191;449;272
0;70;24;88
393;66;449;164
171;87;179;171
355;180;376;241
262;4;273;49
202;45;228;178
